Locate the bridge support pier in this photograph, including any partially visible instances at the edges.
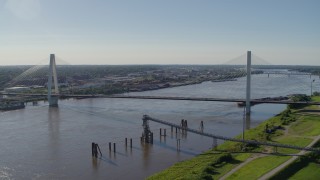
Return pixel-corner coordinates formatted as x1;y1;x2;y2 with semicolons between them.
47;54;59;107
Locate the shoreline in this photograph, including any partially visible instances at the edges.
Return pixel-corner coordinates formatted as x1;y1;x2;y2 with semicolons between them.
147;97;320;179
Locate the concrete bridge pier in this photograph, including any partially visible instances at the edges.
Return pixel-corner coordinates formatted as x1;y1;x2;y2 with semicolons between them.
47;54;59;107
49;96;59;107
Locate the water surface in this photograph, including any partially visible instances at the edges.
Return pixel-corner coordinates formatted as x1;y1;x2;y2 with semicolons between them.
1;74;318;179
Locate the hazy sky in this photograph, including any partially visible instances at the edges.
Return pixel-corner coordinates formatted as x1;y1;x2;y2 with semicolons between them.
0;0;319;65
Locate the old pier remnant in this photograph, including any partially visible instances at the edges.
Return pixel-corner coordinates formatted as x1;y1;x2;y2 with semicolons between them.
91;142;102;158
141;115;153;144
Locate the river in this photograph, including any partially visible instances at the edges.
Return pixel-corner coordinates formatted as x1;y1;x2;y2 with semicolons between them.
0;73;319;179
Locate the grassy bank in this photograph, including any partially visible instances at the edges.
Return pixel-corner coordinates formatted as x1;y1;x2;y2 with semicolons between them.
148;96;320;180
226;98;320;179
270;141;320;180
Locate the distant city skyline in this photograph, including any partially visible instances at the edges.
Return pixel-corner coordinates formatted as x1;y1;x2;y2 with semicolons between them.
0;0;319;65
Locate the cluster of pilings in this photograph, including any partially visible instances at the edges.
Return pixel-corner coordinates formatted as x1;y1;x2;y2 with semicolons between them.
91;138;134;158
108;142;117;153
108;138;134;154
125;138;133;148
91;142;102;158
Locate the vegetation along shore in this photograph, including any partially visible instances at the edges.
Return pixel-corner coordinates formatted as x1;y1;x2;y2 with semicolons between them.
148;95;320;180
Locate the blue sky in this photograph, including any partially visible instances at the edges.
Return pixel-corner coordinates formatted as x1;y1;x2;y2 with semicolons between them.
0;0;319;65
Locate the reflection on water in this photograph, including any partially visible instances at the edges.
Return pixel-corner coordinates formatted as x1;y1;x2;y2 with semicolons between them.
142;143;152;169
48;107;60;156
0;74;317;179
92;157;99;170
246;114;251;130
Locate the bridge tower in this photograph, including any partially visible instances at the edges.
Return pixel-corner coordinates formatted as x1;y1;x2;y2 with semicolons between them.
246;51;251;115
47;54;59;107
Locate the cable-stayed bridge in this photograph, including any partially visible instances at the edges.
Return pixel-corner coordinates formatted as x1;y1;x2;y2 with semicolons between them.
2;52;319;107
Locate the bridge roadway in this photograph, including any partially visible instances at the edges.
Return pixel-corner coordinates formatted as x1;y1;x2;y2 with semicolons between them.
263;72;313;76
143;115;320;152
2;93;320;105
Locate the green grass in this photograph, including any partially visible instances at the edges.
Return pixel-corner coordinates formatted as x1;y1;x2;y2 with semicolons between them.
289;115;320;136
290;162;320;180
305;105;319;110
226;156;291;180
311;96;320;102
148;152;252;180
147;152;236;180
225;137;312;179
273;136;313;154
211;153;251;179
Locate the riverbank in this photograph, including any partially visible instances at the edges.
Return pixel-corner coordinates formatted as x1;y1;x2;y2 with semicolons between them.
0;100;25;111
147;96;320;180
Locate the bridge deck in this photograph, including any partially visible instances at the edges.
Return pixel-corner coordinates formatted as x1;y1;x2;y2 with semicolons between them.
263;72;312;75
143;115;320;152
2;93;320;105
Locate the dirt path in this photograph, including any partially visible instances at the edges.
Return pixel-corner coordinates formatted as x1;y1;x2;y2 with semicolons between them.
258;135;320;180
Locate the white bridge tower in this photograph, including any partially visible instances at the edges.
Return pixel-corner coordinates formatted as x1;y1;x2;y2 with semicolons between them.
47;54;59;106
246;51;251;115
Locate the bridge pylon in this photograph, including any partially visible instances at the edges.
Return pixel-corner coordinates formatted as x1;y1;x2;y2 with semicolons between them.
246;51;251;115
47;54;59;107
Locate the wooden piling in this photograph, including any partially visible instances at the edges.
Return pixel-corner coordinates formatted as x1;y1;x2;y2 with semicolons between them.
130;138;132;148
164;129;166;136
151;133;153;144
160;128;162;136
109;142;112;152
96;143;102;157
200;121;204;131
92;142;95;156
91;142;98;158
113;143;116;153
125;138;128;147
